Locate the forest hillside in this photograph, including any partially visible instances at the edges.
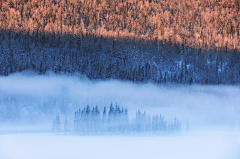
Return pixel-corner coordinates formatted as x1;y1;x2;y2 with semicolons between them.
0;0;240;84
0;0;239;51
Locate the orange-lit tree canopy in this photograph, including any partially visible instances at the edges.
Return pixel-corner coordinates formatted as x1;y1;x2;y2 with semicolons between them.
0;0;239;51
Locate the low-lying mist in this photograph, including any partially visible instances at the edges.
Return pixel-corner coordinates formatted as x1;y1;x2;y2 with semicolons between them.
0;72;240;132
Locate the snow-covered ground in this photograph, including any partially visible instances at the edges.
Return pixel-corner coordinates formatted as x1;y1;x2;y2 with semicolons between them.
0;132;240;159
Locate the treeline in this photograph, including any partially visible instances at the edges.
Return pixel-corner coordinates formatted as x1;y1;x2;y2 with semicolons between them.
0;0;239;51
52;103;181;135
0;31;239;84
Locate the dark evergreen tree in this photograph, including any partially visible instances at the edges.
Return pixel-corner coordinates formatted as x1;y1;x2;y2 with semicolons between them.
186;119;190;135
64;117;68;134
102;106;107;133
95;105;101;134
108;102;114;132
52;112;61;134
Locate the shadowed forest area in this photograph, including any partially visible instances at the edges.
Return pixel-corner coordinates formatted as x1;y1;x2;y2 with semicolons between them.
1;31;239;84
0;0;240;84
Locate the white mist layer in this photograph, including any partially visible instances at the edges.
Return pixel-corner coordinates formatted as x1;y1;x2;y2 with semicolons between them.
0;73;240;159
0;132;240;159
0;72;240;131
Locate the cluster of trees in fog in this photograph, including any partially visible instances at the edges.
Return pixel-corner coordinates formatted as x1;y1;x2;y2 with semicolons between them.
52;103;181;135
1;31;239;84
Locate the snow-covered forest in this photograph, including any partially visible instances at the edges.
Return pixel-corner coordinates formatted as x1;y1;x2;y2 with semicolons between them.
0;31;240;84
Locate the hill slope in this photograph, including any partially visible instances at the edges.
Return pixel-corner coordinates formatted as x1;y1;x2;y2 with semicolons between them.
0;0;239;50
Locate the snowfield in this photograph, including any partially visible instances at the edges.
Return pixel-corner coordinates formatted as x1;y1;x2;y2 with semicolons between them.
0;132;240;159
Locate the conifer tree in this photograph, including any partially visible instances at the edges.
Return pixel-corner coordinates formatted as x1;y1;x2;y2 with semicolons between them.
186;119;190;135
108;102;114;132
64;117;68;134
102;106;107;134
95;105;101;134
123;108;129;134
52;112;61;134
56;112;61;134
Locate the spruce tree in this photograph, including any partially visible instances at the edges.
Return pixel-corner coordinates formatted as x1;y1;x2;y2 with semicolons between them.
95;105;100;134
73;111;77;133
52;112;61;135
86;105;91;134
64;117;68;134
186;119;190;135
56;112;61;134
124;108;129;134
108;102;114;133
102;106;107;134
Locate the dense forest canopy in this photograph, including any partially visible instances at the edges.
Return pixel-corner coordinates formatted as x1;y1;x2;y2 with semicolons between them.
0;0;240;84
0;0;239;51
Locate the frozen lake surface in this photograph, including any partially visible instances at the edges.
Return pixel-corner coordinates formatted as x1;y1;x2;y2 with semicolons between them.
0;132;240;159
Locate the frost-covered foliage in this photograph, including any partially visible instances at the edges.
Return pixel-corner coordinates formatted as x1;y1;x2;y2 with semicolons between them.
71;103;181;135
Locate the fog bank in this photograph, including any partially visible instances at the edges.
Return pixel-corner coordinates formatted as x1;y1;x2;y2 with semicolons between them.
0;72;240;131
